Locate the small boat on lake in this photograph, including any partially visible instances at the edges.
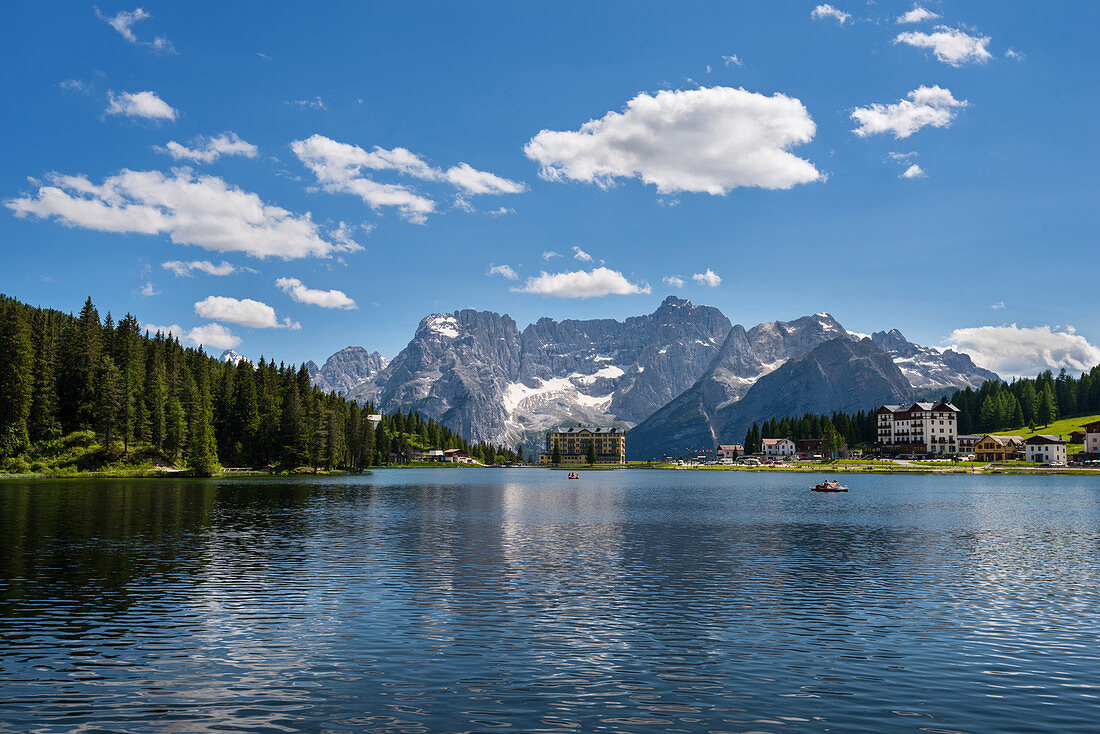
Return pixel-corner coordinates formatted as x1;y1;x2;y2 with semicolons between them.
567;472;580;480
812;480;848;492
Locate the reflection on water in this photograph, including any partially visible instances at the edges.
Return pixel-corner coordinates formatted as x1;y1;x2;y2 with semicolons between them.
1;471;1099;732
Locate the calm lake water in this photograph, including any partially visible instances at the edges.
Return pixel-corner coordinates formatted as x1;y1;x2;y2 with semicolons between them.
1;469;1099;733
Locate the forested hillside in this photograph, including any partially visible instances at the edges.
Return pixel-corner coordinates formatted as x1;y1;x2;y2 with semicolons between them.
0;294;515;475
745;367;1100;452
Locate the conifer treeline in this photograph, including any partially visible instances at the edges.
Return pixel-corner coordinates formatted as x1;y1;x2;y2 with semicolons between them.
745;366;1100;452
0;294;520;472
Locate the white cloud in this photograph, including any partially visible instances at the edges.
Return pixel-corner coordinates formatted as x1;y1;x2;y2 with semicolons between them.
1005;48;1025;61
897;5;940;24
7;168;354;260
542;250;561;260
900;163;926;179
287;97;326;110
663;275;685;288
525;86;821;194
487;264;519;280
572;246;593;262
487;206;515;216
95;7;175;53
162;260;243;277
722;54;743;67
895;26;992;66
693;269;722;287
851;85;968;139
290;134;523;223
158;132;258;163
275;277;357;309
512;267;651;298
140;281;159;296
947;324;1100;377
106;90;178;120
59;79;88;93
143;322;240;350
811;4;851;25
888;151;918;161
991;301;1006;310
194;296;298;329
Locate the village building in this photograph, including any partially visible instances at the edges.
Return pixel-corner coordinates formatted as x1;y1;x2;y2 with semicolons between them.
761;437;796;458
797;439;823;459
1084;421;1100;457
443;448;470;463
876;401;960;455
957;435;981;454
973;435;1025;462
716;444;743;461
1024;435;1067;464
538;426;626;466
1068;430;1087;444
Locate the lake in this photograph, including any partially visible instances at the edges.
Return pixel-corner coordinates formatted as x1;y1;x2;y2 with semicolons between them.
1;469;1098;732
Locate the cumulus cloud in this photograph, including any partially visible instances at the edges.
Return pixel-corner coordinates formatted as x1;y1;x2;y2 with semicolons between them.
275;277;357;309
895;26;992;66
663;275;685;288
1005;48;1025;61
106;90;178;120
194;296;298;329
851;85;968;139
991;301;1006;310
162;259;242;277
524;86;821;195
487;264;519;280
572;246;593;262
888;151;918;161
722;53;743;67
947;324;1100;377
542;250;561;260
290;134;524;223
897;5;940;24
144;322;240;350
95;6;175;53
900;163;926;179
811;4;851;24
158;132;258;163
139;282;159;296
693;269;722;287
512;267;651;298
7;168;355;260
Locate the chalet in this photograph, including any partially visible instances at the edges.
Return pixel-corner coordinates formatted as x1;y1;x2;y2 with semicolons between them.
1024;435;1067;464
716;444;743;461
443;448;471;464
973;435;1025;462
425;449;445;462
1068;430;1087;444
797;439;823;459
761;437;796;458
877;401;960;455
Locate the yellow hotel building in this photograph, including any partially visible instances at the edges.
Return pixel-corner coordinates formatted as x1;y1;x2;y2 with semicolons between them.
538;427;626;466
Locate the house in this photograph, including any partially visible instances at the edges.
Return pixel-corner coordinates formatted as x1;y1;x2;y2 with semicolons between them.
797;439;823;459
443;448;471;464
877;402;960;455
540;426;626;466
425;449;445;462
973;435;1025;462
1024;435;1067;464
1084;421;1100;456
1068;430;1087;444
761;437;796;458
716;444;743;461
957;435;981;453
366;414;382;429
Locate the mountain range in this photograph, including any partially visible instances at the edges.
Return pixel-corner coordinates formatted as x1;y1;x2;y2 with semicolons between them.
303;296;997;458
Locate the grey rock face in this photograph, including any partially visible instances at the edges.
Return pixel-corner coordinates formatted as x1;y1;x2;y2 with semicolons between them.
311;346;389;395
628;337;916;459
870;329;997;393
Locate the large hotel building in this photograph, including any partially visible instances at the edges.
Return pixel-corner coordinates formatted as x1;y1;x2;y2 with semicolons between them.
876;401;960;455
538;427;626;466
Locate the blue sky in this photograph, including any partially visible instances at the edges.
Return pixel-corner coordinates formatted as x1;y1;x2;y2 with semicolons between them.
2;1;1098;377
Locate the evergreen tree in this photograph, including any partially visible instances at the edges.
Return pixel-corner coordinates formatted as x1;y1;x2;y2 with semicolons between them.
1038;385;1056;427
551;442;561;465
277;379;308;468
0;304;35;457
185;367;218;475
94;355;123;448
821;419;842;459
28;311;60;442
165;396;186;463
586;438;597;465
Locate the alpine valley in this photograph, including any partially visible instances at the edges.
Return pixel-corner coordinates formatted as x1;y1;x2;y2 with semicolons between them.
301;297;997;459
